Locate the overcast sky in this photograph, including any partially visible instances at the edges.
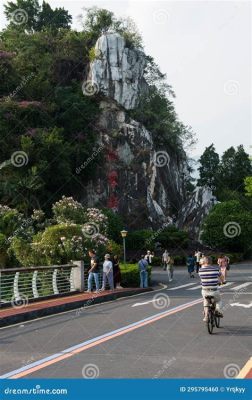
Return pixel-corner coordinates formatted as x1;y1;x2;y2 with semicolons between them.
0;0;251;158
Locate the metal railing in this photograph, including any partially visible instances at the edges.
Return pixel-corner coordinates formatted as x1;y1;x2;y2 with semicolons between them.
0;262;85;307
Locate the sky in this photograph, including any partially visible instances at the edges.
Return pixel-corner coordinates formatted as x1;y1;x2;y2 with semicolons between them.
0;0;251;159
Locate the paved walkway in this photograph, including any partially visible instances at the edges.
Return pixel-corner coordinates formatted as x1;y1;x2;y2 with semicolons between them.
0;287;152;327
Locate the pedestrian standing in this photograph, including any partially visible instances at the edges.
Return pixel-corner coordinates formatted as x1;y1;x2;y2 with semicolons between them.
195;250;201;273
162;249;169;270
187;254;196;278
87;249;100;293
113;255;122;289
138;255;149;288
167;254;174;282
145;250;154;265
101;254;114;291
217;255;230;284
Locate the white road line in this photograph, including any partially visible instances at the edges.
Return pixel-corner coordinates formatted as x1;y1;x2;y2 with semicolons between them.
132;299;160;307
187;285;202;290
230;282;252;291
167;283;196;291
220;282;234;288
230;302;252;308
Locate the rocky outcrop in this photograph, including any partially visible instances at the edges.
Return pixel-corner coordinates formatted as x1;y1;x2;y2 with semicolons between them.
83;100;186;228
88;33;147;110
177;186;217;239
82;32;215;235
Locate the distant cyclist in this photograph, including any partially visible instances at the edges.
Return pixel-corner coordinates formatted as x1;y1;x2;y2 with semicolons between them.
199;256;224;322
217;255;230;284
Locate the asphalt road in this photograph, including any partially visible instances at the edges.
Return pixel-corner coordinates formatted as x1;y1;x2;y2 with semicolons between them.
0;263;251;379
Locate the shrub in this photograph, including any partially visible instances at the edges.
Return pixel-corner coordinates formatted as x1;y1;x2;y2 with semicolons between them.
173;255;187;266
156;227;189;249
120;264;151;287
52;196;85;224
151;256;162;266
105;240;123;258
0;233;8;267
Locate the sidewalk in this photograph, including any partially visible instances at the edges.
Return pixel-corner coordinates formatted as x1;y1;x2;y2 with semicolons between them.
0;287;153;328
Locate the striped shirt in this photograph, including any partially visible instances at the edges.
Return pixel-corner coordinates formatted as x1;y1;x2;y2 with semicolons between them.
199;265;221;289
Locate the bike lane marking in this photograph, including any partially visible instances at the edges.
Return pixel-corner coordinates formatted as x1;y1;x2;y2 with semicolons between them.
1;298;202;379
237;357;252;379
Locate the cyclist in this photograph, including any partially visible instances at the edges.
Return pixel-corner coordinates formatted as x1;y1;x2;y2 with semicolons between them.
199;256;224;322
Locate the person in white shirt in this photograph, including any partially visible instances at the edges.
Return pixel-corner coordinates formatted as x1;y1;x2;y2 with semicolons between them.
145;250;154;265
101;254;114;291
162;249;169;270
195;250;202;273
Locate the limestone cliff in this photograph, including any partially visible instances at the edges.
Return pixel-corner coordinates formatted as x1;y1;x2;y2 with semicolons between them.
82;32;214;236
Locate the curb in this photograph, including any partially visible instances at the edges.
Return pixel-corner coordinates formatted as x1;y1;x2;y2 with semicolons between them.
0;288;153;328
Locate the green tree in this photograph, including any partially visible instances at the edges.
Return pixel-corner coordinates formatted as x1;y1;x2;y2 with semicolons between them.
218;146;252;193
197;144;220;190
245;177;252;196
4;0;72;32
201;200;252;253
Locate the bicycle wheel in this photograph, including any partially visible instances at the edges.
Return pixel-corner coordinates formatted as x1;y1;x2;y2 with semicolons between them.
207;310;214;334
215;315;220;328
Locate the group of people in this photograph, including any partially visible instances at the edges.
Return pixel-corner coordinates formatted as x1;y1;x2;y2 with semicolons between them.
187;251;230;283
87;250;122;293
87;249;154;292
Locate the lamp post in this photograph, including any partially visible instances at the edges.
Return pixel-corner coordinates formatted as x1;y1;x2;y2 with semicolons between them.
120;230;128;264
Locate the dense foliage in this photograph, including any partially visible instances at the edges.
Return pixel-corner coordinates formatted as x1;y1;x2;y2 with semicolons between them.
201;201;252;254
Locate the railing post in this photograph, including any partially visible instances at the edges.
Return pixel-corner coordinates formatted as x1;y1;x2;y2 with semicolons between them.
52;268;59;294
72;261;84;292
13;271;20;300
32;270;39;298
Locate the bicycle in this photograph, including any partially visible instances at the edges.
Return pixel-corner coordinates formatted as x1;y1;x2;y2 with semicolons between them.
205;295;221;334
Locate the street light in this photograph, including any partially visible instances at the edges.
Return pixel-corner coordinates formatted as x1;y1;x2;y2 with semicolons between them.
120;230;128;264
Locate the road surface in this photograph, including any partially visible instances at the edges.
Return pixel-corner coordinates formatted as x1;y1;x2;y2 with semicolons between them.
0;263;251;379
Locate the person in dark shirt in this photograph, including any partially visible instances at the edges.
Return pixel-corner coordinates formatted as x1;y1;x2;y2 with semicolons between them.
187;254;195;278
87;249;100;292
113;255;122;289
138;255;149;288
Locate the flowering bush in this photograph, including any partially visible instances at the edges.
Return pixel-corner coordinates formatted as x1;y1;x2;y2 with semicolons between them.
52;196;85;224
34;224;85;265
84;208;108;235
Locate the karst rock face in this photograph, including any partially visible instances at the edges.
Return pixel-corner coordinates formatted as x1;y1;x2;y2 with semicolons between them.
88;32;147;110
83;32;214;236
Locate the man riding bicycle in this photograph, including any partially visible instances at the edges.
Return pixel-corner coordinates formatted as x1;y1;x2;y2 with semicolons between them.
198;256;224;322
